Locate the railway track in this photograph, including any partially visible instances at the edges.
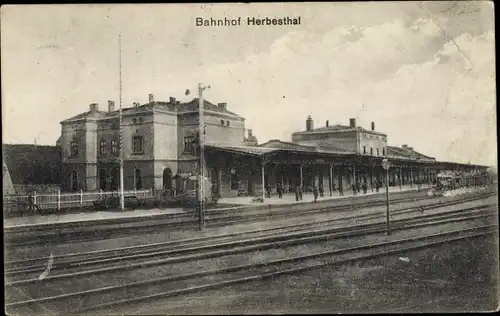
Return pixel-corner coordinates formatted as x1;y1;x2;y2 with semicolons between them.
4;191;495;271
4;195;496;275
4;190;495;248
5;202;498;315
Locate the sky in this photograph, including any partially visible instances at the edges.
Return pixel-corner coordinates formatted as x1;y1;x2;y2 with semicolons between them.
1;2;496;166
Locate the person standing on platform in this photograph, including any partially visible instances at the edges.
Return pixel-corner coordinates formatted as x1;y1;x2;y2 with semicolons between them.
295;184;300;201
352;183;357;195
277;182;283;199
266;184;271;198
299;185;303;200
318;183;324;197
339;184;344;196
313;185;319;202
362;182;367;194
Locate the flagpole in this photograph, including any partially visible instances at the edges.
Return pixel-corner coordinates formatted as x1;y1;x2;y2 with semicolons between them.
119;34;125;211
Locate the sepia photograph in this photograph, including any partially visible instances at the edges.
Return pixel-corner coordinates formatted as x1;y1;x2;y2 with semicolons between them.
2;2;498;314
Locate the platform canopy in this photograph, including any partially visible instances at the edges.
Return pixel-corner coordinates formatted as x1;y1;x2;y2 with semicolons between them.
204;141;488;170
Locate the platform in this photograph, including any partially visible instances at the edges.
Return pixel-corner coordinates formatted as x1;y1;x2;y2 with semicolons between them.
4;207;187;229
219;184;431;206
3;184;431;229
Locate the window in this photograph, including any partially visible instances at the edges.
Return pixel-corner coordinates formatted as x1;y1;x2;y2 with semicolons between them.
111;140;118;155
226;120;230;126
184;136;195;154
231;172;239;190
132;136;143;154
363;146;366;154
377;148;380;156
99;140;106;155
70;170;78;191
70;140;78;157
382;148;385;156
220;119;224;126
135;169;142;190
370;147;373;155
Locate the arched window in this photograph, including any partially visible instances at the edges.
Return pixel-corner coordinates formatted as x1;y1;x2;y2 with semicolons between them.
163;168;173;189
99;169;107;190
70;170;78;191
110;167;119;190
134;168;142;190
230;169;239;190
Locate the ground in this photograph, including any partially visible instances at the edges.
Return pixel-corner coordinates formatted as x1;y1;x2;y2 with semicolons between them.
113;233;499;314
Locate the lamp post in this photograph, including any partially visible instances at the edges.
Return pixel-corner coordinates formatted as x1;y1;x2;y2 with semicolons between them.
382;158;391;235
118;34;125;211
198;83;210;230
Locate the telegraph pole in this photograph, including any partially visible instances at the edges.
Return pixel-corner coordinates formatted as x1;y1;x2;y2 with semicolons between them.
198;83;210;230
118;34;125;210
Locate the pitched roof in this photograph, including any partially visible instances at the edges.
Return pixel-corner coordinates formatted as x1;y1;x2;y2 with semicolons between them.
61;110;109;122
258;139;354;155
387;146;435;161
206;142;277;156
2;144;62;185
61;98;243;124
293;124;387;136
177;98;243;118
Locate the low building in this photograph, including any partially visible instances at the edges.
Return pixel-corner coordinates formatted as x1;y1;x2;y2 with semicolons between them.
2;144;62;195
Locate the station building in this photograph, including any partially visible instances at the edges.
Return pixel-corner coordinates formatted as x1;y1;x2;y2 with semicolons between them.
57;93;488;197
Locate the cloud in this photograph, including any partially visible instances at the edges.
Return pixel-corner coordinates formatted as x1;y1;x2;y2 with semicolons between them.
2;3;495;166
191;18;495;166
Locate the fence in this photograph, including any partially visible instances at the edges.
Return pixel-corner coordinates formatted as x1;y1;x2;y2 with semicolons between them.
4;188;154;211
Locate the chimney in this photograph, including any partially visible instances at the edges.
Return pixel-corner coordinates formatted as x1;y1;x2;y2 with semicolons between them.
176;101;180;105
371;121;375;131
218;102;227;111
133;102;140;107
306;115;314;131
326;120;329;127
248;129;253;138
148;93;154;103
349;118;356;128
169;97;176;104
89;103;99;112
108;100;115;113
402;144;408;149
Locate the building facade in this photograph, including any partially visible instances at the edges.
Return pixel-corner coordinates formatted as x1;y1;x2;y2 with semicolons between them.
58;95;487;198
292;117;388;157
59;94;256;193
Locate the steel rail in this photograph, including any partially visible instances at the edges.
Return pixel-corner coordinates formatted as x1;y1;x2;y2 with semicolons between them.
5;205;497;287
5;223;496;314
